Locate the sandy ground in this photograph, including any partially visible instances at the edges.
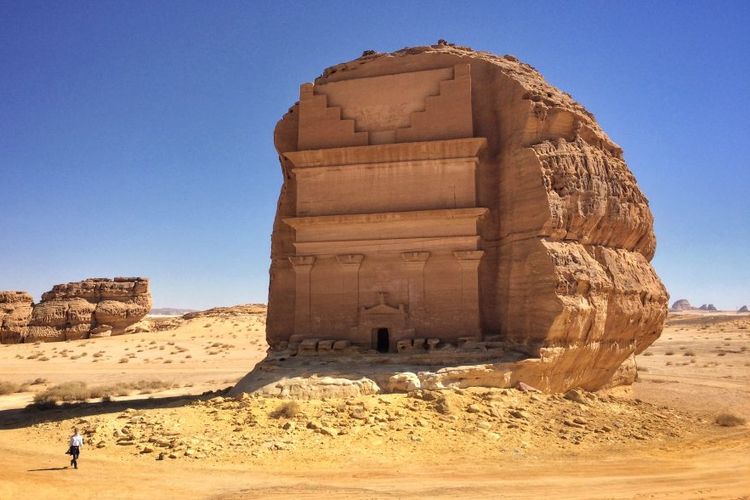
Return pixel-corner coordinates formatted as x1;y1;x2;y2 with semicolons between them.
1;307;748;499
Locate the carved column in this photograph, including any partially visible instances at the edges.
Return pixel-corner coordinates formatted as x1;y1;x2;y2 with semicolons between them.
336;254;364;333
401;252;430;316
453;250;483;338
289;256;315;335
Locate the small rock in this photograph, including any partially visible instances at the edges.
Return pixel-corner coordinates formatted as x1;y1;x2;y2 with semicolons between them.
515;381;541;393
509;410;528;420
319;426;338;437
563;389;587;405
467;404;483;414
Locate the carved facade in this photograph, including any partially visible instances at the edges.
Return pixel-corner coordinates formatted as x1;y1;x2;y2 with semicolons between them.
267;45;668;391
280;65;485;352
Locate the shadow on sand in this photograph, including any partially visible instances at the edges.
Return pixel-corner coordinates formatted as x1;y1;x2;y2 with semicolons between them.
0;390;230;431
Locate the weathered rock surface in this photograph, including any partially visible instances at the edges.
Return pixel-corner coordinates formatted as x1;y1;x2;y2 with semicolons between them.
670;299;693;311
0;278;151;343
739;305;749;313
0;291;33;344
244;375;381;400
264;43;668;393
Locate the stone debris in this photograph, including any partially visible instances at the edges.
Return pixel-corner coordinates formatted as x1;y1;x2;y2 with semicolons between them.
28;387;700;466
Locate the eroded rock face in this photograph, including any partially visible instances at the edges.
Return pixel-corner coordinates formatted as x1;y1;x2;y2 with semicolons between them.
266;43;668;392
1;278;151;343
0;291;33;344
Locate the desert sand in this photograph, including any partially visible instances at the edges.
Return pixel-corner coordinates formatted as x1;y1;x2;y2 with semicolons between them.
0;307;748;499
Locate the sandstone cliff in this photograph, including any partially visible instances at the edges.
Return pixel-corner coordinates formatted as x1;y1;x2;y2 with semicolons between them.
0;278;151;343
267;43;668;391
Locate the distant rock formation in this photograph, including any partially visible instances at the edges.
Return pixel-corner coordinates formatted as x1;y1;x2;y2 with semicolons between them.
0;278;151;343
698;304;718;311
739;305;749;313
150;307;197;316
670;299;693;311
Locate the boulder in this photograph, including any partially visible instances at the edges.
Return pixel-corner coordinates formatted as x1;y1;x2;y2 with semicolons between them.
385;372;421;392
247;375;380;399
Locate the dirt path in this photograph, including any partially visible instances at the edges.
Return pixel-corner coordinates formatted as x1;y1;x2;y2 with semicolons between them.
1;430;748;499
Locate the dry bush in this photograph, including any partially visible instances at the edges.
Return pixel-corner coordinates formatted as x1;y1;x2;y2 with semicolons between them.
118;357;129;364
0;381;20;395
641;351;654;356
715;413;747;427
665;350;675;356
32;379;177;408
683;350;696;356
33;381;90;407
271;400;300;419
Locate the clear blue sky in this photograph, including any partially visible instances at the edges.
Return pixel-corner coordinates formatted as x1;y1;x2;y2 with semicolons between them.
1;1;748;309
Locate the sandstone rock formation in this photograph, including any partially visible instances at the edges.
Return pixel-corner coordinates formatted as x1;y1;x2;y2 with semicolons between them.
670;299;693;311
0;278;151;343
264;43;668;392
0;291;33;344
739;305;749;313
698;304;718;311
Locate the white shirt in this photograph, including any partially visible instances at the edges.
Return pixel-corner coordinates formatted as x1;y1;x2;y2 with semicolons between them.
70;434;83;447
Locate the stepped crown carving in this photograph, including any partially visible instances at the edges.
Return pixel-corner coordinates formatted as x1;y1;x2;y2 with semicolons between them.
297;64;473;150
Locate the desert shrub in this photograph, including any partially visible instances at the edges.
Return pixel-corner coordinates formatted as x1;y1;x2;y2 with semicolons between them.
641;351;654;356
31;377;48;385
272;400;300;419
715;413;746;427
118;357;129;364
33;381;90;407
0;381;20;395
683;350;696;356
665;351;675;356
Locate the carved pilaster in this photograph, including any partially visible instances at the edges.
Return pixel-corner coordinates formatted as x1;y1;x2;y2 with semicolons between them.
289;255;316;335
401;251;430;317
336;254;364;324
453;250;483;338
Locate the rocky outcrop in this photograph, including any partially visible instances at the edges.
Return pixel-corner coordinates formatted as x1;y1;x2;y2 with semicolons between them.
0;278;151;343
739;305;749;313
0;291;34;344
264;42;668;393
670;299;693;311
698;304;718;311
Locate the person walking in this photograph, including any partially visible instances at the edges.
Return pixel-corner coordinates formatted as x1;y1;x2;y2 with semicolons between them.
68;428;83;469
